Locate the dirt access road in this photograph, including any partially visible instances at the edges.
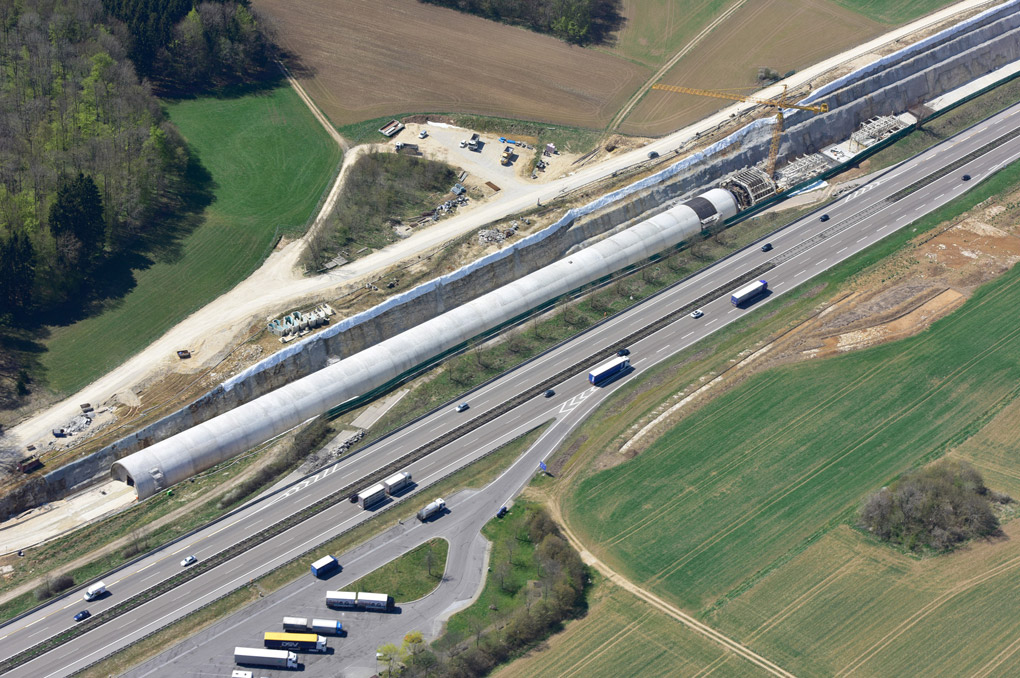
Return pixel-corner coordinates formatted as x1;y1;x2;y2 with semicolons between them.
6;0;994;453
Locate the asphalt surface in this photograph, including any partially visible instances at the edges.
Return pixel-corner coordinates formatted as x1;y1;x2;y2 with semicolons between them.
5;101;1020;677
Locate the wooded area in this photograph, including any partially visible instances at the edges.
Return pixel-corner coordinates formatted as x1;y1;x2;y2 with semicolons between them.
304;153;457;271
419;0;625;44
0;0;275;411
858;459;1010;553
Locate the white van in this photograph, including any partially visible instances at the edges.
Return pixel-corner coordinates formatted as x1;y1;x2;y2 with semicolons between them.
83;581;106;601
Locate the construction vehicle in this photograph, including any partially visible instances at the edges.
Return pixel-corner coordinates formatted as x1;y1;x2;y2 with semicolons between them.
500;146;513;165
651;84;828;178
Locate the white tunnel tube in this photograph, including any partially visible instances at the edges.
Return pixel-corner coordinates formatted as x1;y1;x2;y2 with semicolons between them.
112;189;738;498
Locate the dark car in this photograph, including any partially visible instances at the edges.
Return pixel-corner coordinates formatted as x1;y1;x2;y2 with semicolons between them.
617;348;630;357
647;151;659;159
963;174;971;181
820;214;830;222
455;403;469;413
496;506;509;519
761;242;773;252
348;493;359;504
544;389;555;398
74;610;91;622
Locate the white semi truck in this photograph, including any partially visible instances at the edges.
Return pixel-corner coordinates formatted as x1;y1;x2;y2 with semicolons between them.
383;471;412;495
234;646;298;669
730;279;768;306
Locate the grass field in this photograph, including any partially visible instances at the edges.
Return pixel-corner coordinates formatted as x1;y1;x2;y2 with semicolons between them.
831;0;957;24
40;85;340;393
605;0;735;68
495;581;769;678
348;539;448;603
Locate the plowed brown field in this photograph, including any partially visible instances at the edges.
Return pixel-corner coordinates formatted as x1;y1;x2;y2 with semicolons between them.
253;0;649;130
620;0;886;135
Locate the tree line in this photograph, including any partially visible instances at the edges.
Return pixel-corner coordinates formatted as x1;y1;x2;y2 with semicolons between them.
419;0;625;44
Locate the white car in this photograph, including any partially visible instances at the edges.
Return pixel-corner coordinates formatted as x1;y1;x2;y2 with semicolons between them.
690;309;704;319
181;555;197;567
419;130;428;139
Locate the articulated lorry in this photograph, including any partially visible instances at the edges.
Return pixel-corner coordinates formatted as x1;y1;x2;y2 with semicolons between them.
264;632;327;652
326;590;391;610
234;646;298;669
588;356;629;386
358;483;387;509
417;497;446;521
730;280;768;306
282;617;308;632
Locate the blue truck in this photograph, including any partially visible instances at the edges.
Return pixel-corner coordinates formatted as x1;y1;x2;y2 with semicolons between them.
588;356;630;386
310;555;339;578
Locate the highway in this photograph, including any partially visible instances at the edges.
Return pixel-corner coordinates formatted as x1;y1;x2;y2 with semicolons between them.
4;101;1020;677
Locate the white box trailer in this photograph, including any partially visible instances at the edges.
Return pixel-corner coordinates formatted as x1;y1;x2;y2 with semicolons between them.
358;483;387;509
383;471;412;495
282;616;308;632
311;618;343;635
357;592;391;610
326;591;358;608
730;280;768;306
234;646;298;669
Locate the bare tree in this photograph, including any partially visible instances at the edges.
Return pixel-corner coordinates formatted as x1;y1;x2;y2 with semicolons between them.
501;536;517;566
425;544;435;577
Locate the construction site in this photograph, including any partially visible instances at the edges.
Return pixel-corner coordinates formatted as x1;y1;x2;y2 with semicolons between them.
2;0;1020;564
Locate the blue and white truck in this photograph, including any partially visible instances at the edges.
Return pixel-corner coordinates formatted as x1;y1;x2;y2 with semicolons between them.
730;280;768;306
310;555;339;578
588;356;630;386
311;619;343;635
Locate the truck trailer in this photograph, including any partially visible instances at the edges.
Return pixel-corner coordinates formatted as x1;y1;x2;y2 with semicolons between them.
417;497;446;521
234;647;298;669
326;591;358;609
310;555;340;578
588;357;630;386
311;619;343;635
357;592;391;610
282;617;308;632
730;280;768;306
264;632;327;652
383;471;412;495
357;483;388;509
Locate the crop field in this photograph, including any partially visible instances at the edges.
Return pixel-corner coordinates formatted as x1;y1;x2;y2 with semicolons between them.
41;86;340;393
605;0;734;68
495;583;768;678
715;520;1020;676
831;0;958;24
620;0;886;135
565;261;1020;621
252;0;649;130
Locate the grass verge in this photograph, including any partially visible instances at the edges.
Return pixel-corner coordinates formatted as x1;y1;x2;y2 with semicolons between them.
348;538;448;604
41;84;342;394
74;423;550;677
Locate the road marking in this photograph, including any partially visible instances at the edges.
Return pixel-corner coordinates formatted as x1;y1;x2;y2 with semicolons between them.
935;193;944;201
836;247;847;254
818;259;827;264
796;269;807;277
705;319;717;326
656;345;670;353
728;308;738;313
681;332;693;339
857;236;867;242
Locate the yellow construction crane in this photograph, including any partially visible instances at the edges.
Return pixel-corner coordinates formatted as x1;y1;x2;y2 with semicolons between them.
651;83;828;178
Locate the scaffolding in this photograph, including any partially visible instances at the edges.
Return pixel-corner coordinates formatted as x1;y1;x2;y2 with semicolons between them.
850;116;907;152
774;153;834;188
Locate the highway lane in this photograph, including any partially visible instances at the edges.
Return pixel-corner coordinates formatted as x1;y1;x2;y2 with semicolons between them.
5;101;1020;676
